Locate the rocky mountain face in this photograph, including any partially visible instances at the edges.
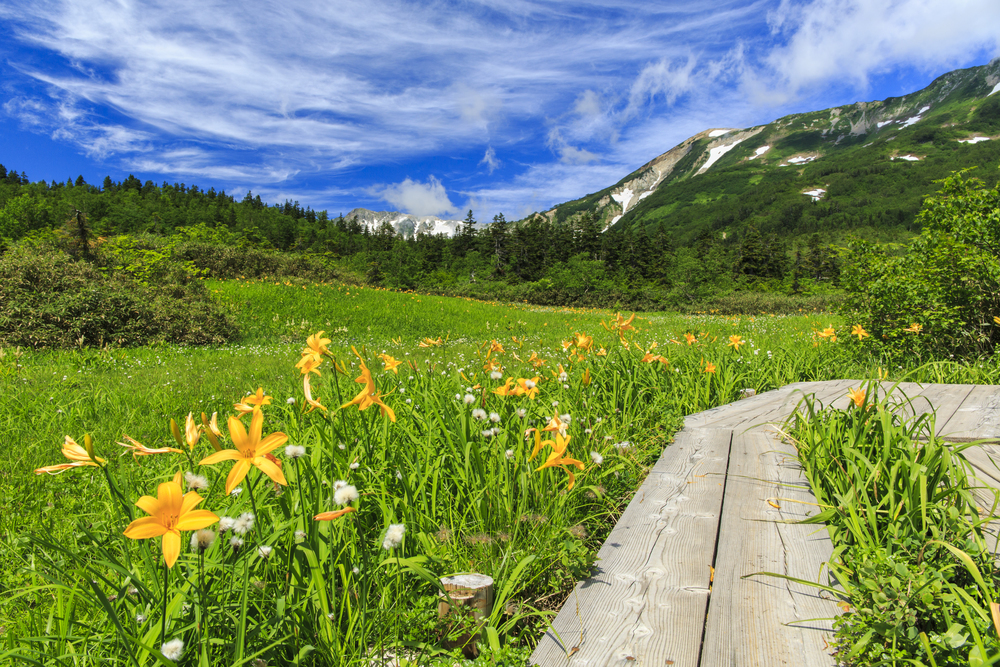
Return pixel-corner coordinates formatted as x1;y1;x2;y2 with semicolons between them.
537;58;1000;234
344;208;464;238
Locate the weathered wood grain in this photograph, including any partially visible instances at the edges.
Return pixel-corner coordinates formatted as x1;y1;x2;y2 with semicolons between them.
700;429;839;667
682;384;800;430
939;384;1000;441
530;429;732;667
710;380;855;431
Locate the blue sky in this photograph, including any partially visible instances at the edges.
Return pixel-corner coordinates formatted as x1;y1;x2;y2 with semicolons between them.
1;0;998;222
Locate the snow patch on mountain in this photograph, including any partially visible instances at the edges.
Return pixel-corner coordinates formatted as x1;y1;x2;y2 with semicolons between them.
892;155;920;161
990;82;1000;96
749;146;770;160
959;136;991;144
698;139;745;173
803;188;826;201
345;208;463;237
611;188;634;214
708;129;734;137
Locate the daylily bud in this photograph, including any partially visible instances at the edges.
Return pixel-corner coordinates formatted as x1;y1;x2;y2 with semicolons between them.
84;433;96;462
170;418;184;448
201;412;222;451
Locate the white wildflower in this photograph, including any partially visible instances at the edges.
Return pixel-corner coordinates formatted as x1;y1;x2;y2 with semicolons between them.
258;545;273;559
285;444;306;459
382;523;406;550
230;487;243;497
472;408;487;421
349;461;360;470
190;529;216;552
184;471;209;492
286;397;296;404
218;516;236;533
524;380;536;389
558;372;568;382
229;536;244;549
517;408;527;419
333;479;347;490
334;484;359;505
505;449;514;459
490;370;503;380
455;394;462;401
489;412;501;423
233;512;255;535
560;414;571;424
590;451;604;465
463;394;476;405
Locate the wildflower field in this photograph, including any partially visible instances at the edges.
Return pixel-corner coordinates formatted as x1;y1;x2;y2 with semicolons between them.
3;279;1000;666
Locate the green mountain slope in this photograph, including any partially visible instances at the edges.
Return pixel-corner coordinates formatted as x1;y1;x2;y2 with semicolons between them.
538;59;1000;248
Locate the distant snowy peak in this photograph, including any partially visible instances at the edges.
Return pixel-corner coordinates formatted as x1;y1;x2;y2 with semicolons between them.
345;208;463;237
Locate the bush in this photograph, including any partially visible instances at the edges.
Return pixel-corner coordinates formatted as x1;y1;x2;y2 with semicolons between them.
840;168;1000;357
0;248;239;348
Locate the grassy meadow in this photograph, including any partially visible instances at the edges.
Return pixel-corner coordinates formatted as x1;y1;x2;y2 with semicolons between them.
4;278;1000;666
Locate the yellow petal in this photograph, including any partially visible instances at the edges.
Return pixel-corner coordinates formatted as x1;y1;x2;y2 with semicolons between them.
175;509;219;532
225;460;253;495
179;490;204;515
162;531;181;568
256;432;289;456
254;456;288;487
124;516;168;539
228;415;249;451
199;449;243;465
135;494;161;516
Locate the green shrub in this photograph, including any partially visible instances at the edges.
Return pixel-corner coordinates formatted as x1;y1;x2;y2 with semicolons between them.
840;168;1000;357
0;248;238;348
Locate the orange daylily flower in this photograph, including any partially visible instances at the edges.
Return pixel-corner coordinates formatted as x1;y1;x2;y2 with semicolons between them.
198;410;289;495
542;412;567;436
235;387;272;416
303;331;331;359
535;433;586;490
315;507;357;521
340;348;396;421
703;361;717;374
851;325;870;341
418;337;442;347
561;340;573;351
34;435;106;475
575;333;593;351
511;377;540;400
684;333;697;345
847;387;866;408
123;471;219;568
596;347;607;357
118;435;183;458
296;354;323;376
527;352;546;368
727;335;744;350
903;323;923;334
379;353;402;374
494;378;516;396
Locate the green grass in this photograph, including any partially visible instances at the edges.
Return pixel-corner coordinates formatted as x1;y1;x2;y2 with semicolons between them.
4;279;1000;665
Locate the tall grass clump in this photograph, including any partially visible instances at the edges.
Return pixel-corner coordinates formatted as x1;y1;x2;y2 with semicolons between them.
786;384;1000;666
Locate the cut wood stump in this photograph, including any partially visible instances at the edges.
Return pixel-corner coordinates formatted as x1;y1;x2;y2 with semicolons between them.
438;573;494;657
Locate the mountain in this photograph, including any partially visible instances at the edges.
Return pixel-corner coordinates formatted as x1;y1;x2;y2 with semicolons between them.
344;208;463;237
535;59;1000;247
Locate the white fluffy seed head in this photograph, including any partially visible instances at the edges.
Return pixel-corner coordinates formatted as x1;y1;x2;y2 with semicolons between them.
524;380;536;389
218;516;236;533
190;528;216;552
463;394;476;404
505;449;514;459
233;512;255;535
333;479;347;490
184;471;209;492
161;638;184;661
590;451;604;465
517;408;527;419
334;484;359;506
490;371;502;380
258;545;273;559
472;408;487;421
489;412;501;423
285;444;306;459
229;536;244;549
382;523;406;550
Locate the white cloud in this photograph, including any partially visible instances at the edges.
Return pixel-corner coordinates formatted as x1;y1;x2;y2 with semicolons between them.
755;0;1000;98
479;146;500;174
375;176;457;217
547;128;599;165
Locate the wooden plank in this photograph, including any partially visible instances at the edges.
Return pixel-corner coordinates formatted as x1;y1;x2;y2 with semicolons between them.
711;380;856;431
682;384;798;430
938;384;1000;441
700;429;839;667
530;429;732;667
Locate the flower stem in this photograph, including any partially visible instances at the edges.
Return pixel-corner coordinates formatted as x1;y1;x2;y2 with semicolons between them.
160;561;169;642
246;474;261;524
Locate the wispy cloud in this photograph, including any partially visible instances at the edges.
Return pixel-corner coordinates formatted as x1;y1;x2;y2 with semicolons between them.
0;0;997;220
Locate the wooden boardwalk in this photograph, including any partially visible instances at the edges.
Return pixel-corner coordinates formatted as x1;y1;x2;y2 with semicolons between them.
531;381;1000;667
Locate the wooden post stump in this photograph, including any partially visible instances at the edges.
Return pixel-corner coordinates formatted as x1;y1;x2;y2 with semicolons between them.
438;573;494;657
